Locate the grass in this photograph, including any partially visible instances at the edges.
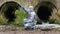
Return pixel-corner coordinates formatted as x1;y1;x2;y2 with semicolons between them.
0;9;28;27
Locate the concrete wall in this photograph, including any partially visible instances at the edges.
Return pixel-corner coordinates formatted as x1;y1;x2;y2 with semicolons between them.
0;0;60;23
0;0;38;8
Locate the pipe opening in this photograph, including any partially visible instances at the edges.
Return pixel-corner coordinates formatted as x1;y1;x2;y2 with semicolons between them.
0;1;21;24
37;1;57;22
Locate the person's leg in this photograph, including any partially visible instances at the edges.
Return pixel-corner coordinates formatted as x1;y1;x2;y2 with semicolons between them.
31;21;37;29
27;20;37;30
24;19;37;30
24;18;30;30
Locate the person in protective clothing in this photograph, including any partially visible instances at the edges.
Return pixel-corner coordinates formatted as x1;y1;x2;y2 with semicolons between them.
21;6;37;29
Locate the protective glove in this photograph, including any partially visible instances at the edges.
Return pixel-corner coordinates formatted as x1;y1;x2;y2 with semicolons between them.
20;6;25;10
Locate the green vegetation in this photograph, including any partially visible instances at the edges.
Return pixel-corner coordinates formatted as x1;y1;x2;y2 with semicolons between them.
0;10;28;27
51;19;59;24
50;13;60;24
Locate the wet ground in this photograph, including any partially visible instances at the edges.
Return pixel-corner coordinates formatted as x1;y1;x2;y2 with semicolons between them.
0;28;60;34
0;25;60;34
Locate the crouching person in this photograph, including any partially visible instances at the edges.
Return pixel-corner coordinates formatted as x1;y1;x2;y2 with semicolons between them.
21;6;37;30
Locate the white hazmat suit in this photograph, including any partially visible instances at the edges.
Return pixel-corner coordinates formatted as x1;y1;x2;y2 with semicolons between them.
21;6;37;29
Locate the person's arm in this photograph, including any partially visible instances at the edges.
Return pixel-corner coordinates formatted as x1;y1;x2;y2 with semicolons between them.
20;6;28;13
